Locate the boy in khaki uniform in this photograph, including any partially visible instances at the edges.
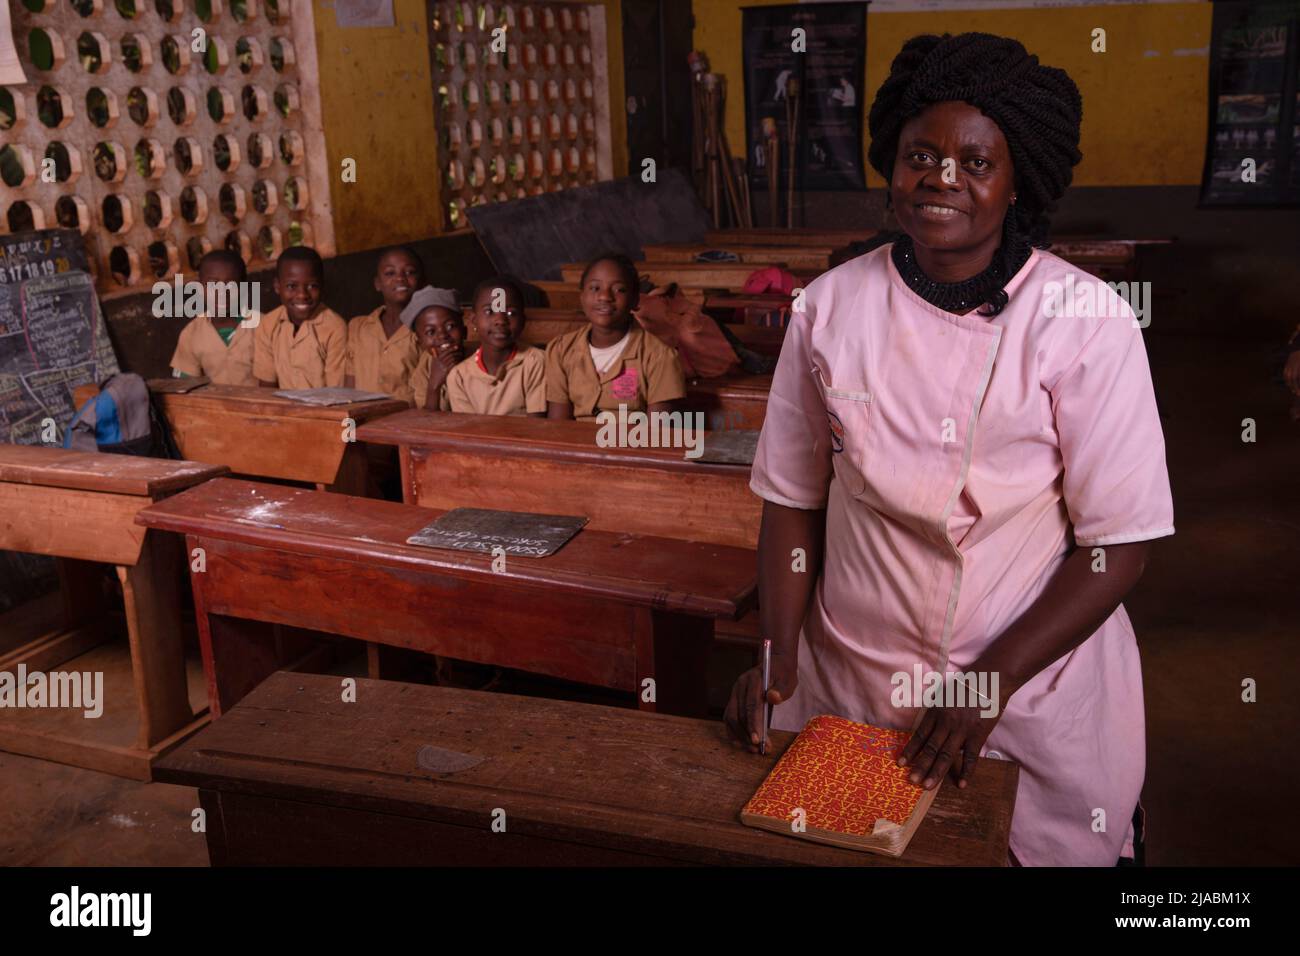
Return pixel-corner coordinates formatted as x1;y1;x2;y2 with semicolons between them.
445;277;546;416
253;246;347;389
344;246;425;404
404;286;466;411
169;251;258;386
546;254;685;420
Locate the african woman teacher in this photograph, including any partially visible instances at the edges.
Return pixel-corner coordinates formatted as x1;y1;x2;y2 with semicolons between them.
724;33;1174;866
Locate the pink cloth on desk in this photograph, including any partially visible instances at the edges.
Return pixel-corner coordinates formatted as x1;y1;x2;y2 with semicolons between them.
750;244;1174;866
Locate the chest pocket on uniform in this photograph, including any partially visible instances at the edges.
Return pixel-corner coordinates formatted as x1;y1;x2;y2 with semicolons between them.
812;363;872;498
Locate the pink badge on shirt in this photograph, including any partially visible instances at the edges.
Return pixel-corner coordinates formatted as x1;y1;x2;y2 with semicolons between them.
608;367;639;400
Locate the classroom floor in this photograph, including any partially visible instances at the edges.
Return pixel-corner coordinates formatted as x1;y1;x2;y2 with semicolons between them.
1;333;1295;867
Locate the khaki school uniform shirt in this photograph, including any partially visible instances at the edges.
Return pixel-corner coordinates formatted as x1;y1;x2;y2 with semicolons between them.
445;346;546;416
253;304;348;389
346;307;421;405
544;325;686;420
169;315;257;385
409;349;452;411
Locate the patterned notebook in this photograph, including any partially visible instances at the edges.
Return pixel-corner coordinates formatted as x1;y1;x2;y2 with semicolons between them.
740;714;939;857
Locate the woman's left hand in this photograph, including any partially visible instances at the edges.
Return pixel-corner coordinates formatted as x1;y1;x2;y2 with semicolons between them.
897;696;1005;791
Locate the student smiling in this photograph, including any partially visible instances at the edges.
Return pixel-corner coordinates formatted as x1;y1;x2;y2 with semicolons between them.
545;254;685;421
254;246;347;389
725;33;1174;867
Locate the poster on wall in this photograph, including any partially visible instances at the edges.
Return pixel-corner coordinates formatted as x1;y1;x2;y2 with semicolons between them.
743;2;867;192
1200;0;1300;206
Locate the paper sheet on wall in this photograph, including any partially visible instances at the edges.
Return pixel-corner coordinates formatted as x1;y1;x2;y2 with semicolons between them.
334;0;395;28
1;0;29;85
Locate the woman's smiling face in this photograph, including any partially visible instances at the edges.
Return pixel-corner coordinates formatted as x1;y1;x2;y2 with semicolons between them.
890;100;1016;258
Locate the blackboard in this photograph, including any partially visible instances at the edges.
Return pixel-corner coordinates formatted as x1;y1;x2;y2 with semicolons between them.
465;169;710;281
407;508;588;558
0;228;119;614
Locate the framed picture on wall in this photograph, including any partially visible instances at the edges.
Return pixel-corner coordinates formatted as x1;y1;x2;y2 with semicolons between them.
742;2;868;194
1200;0;1300;206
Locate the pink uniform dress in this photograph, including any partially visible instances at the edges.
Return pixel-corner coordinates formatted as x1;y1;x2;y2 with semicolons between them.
750;244;1174;866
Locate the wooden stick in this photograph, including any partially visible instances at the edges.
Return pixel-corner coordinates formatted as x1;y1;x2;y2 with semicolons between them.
785;77;800;229
763;117;779;227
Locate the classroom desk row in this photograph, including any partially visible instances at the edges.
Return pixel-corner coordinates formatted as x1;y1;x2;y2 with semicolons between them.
526;233;1171;311
2;429;1020;865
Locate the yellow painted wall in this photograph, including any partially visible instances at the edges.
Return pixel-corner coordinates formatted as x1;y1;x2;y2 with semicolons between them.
313;1;627;254
693;1;1213;187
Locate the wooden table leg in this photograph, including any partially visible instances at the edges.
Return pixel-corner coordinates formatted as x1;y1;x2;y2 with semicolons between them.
325;442;371;496
367;643;433;684
196;612;281;719
117;531;197;749
633;609;712;718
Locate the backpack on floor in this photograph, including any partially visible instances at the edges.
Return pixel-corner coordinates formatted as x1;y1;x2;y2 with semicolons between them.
64;373;176;458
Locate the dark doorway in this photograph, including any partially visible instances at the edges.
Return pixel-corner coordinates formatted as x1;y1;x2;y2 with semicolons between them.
621;0;694;176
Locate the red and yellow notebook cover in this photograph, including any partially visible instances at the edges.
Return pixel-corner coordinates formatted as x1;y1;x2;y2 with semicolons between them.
740;714;938;857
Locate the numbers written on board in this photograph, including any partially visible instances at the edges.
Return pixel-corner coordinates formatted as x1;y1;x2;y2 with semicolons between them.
0;260;62;284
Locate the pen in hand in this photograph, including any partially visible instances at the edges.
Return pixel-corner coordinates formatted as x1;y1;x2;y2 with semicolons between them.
761;639;772;755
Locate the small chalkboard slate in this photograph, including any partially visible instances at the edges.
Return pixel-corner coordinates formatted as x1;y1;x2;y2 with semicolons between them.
690;429;761;465
273;387;394;406
407;508;588;558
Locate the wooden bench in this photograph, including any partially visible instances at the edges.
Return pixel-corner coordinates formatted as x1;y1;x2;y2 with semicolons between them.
357;410;762;549
531;281;796;316
149;383;408;494
704;228;873;248
0;445;227;780
154;671;1019;866
641;243;836;272
136;478;757;718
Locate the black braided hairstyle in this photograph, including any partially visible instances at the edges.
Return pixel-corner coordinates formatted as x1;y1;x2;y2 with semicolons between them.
868;32;1082;247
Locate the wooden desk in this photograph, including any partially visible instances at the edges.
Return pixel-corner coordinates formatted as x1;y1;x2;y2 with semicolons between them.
0;445;227;779
642;243;836;272
532;281;795;316
560;261;820;290
149;383;409;494
1049;238;1172;283
155;672;1019;866
684;373;771;431
136;478;757;718
704;227;874;248
357;411;762;549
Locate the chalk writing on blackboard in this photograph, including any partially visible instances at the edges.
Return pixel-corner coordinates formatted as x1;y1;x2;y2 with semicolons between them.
0;229;116;444
0;228;117;613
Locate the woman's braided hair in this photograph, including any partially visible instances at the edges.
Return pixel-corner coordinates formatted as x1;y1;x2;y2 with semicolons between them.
867;32;1083;246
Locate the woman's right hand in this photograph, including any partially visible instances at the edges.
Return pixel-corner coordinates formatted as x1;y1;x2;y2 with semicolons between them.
723;654;798;753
